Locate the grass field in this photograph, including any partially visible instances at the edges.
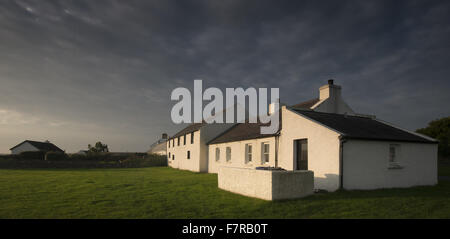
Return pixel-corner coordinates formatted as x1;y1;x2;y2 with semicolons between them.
0;166;449;219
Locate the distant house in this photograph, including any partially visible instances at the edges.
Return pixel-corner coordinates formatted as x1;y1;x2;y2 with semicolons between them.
10;140;64;155
147;133;169;155
76;150;89;155
167;80;438;191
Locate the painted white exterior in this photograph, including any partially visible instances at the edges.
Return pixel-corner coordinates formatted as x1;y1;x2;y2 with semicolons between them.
167;81;438;194
147;142;167;155
167;123;235;172
218;166;314;200
10;142;39;154
343;140;438;190
278;106;342;191
208;136;277;173
167;130;202;172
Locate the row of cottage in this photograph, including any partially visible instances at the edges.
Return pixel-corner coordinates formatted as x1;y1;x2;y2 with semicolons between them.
150;80;438;192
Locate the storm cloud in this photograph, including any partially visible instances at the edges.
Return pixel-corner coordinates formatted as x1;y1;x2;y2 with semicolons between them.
0;0;449;153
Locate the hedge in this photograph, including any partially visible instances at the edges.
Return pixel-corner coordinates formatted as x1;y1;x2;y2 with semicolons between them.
19;151;46;160
0;153;168;169
45;151;68;161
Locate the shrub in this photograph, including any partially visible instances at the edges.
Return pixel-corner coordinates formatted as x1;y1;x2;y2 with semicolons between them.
19;151;46;160
0;154;19;160
85;152;109;161
416;116;450;157
45;151;68;161
68;153;88;161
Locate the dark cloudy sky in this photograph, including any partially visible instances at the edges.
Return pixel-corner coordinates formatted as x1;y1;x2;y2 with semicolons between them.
0;0;449;153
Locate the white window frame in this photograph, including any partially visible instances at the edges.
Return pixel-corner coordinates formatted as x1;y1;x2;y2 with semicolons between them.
388;144;402;169
226;147;231;162
215;147;220;162
245;144;252;163
261;142;270;164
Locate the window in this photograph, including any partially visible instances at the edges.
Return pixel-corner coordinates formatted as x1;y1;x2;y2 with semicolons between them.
177;137;180;146
215;148;220;161
183;134;186;145
389;145;396;162
172;139;175;147
389;144;400;163
245;144;252;163
168;140;170;148
187;151;190;159
226;147;231;162
172;154;175;161
388;144;402;169
191;132;194;144
168;152;171;158
262;142;269;164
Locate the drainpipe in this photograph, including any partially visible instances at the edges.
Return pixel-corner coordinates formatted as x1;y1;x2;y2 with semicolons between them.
339;135;347;190
275;135;279;168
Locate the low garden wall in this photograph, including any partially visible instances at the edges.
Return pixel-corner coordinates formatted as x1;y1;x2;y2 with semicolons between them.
218;166;314;201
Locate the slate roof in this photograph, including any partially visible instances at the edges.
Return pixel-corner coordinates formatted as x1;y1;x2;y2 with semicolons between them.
10;140;64;152
291;98;320;109
169;122;205;139
207;121;280;145
292;109;436;143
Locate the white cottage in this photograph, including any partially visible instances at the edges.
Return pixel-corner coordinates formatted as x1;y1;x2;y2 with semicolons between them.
148;133;169;155
166;122;235;172
10;140;64;155
168;80;438;191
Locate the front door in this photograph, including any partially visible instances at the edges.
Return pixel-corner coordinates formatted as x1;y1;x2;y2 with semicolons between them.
295;139;308;170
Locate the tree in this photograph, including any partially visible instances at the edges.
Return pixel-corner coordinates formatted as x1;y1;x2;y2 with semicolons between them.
88;141;109;153
416;117;450;157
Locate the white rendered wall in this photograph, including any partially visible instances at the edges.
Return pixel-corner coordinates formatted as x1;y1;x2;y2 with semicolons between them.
218;166;314;200
343;140;438;190
167;123;235;173
208;136;276;173
200;123;236;172
11;142;39;154
279;107;342;191
167;130;202;172
148;142;167;155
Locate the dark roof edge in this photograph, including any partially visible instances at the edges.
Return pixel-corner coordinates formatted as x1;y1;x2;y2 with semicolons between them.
290;107;437;144
340;136;438;144
169;128;202;140
206;124;241;145
208;133;278;145
9;140;64;151
287;107;345;135
9;140;28;150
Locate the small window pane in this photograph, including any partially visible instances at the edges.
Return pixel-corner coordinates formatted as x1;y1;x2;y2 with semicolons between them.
262;143;270;164
226;147;231;162
215;148;220;161
246;144;252;163
389;145;397;162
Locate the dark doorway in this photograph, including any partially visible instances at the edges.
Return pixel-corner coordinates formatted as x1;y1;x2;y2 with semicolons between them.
295;139;308;170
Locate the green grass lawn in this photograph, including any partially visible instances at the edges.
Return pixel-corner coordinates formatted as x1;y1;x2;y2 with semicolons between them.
0;167;449;219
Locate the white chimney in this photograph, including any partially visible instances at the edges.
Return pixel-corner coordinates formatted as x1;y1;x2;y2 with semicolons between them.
314;79;355;115
268;99;285;115
319;79;342;100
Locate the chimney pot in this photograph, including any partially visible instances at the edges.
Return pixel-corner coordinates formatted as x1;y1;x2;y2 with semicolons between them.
328;79;334;85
